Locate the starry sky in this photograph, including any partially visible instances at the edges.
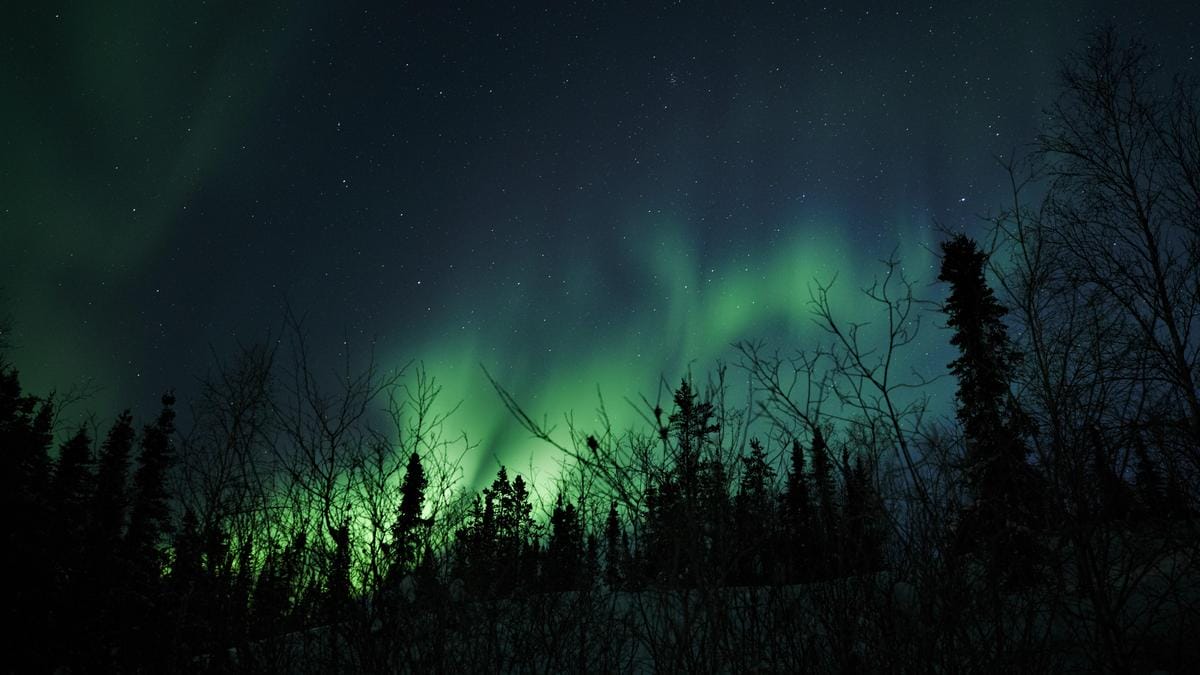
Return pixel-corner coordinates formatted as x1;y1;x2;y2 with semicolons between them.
3;1;1197;487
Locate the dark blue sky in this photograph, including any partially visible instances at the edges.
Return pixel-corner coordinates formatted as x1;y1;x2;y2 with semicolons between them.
3;1;1197;484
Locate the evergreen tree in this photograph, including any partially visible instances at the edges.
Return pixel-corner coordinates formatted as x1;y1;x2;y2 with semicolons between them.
168;507;206;664
454;466;539;596
51;427;94;572
781;437;814;582
126;393;177;571
667;378;720;498
939;234;1041;582
734;439;776;583
324;519;353;624
643;379;725;586
93;411;136;547
840;453;886;574
603;501;626;588
122;393;177;671
74;411;136;670
52;427;94;520
389;451;428;579
49;428;95;664
1;368;56;672
544;494;585;591
252;531;307;636
809;427;838;576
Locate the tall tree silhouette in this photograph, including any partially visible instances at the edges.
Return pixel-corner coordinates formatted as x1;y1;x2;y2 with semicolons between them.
2;369;55;671
389;451;428;580
644;379;724;585
127;393;177;572
781;437;815;581
939;234;1041;580
840;452;885;574
454;466;539;596
734;438;776;583
603;501;627;588
544;494;585;591
122;393;177;670
93;411;136;548
809;427;839;576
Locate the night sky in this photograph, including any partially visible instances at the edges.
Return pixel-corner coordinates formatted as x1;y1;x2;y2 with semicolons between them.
3;2;1197;487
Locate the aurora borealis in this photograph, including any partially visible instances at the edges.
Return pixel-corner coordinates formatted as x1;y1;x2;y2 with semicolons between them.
3;2;1197;488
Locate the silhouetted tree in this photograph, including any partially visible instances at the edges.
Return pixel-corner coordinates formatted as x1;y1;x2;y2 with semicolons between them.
120;394;177;670
252;531;307;636
840;452;886;574
603;501;626;588
1039;29;1200;453
781;437;815;581
809;427;839;576
127;393;177;573
324;519;353;625
454;466;539;596
1;369;55;671
388;451;428;580
544;494;585;591
939;234;1041;582
667;378;720;498
643;379;727;586
92;411;136;549
734;438;776;583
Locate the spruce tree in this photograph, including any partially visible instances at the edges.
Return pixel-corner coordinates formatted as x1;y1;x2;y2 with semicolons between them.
603;501;625;588
734;439;776;583
1;369;56;672
93;411;136;547
52;428;94;518
667;378;720;498
389;451;428;578
939;234;1041;581
454;466;539;596
840;454;886;574
123;393;177;671
324;519;353;624
781;437;814;581
127;393;177;571
545;494;584;591
809;427;838;576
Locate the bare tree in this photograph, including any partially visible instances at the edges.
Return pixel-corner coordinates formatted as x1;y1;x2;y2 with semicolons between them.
1037;28;1200;465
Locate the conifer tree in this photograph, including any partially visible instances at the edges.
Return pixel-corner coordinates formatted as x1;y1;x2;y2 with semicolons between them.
545;494;585;591
939;234;1041;580
389;451;428;578
734;439;776;583
454;466;539;596
52;428;93;517
604;501;626;588
644;379;724;585
667;378;720;497
123;393;177;671
324;519;353;623
809;427;838;576
781;437;814;581
127;393;177;572
1;369;56;672
840;454;886;574
93;411;136;547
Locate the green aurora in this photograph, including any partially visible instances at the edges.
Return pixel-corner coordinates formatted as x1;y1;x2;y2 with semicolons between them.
4;2;1193;491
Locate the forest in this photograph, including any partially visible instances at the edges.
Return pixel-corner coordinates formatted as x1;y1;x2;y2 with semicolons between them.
4;30;1199;673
